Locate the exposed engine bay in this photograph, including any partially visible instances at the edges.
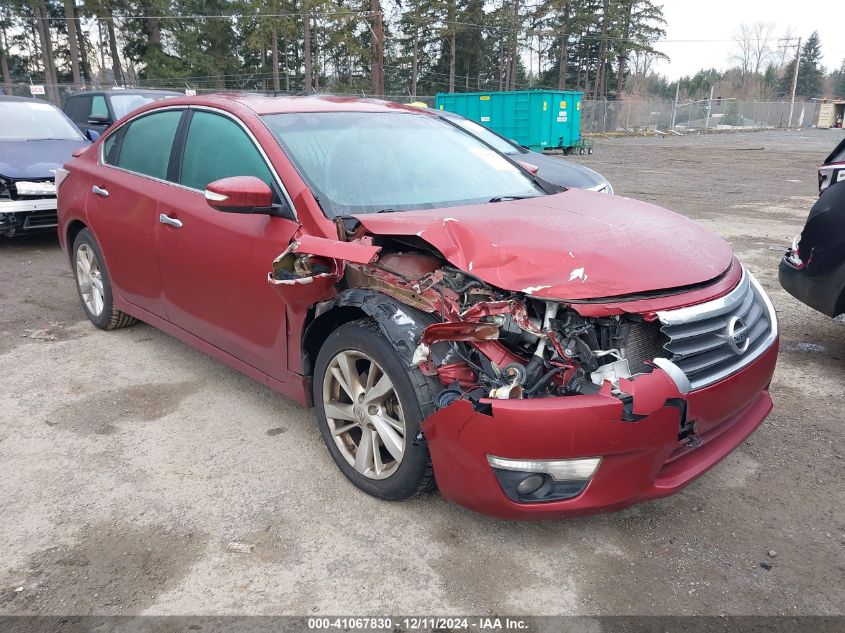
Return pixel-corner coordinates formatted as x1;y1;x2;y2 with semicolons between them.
271;220;679;414
404;263;671;409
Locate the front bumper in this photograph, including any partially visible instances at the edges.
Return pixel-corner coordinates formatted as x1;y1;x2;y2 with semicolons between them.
0;198;58;236
423;339;778;520
779;256;843;318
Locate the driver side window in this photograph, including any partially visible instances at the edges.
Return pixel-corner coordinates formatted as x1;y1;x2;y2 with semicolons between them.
179;111;275;193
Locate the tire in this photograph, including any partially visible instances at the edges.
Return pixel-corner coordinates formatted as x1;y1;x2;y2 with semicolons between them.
72;228;137;331
313;319;437;500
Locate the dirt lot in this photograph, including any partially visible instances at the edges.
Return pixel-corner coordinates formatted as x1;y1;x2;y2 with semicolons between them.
1;129;843;617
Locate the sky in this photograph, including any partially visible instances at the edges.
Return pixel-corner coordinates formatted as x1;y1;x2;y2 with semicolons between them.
651;0;845;80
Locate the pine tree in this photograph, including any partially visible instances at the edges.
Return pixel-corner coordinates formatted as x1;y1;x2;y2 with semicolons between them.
779;32;823;97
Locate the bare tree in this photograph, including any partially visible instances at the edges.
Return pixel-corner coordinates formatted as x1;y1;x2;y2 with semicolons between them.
730;23;753;78
732;22;775;79
750;21;775;75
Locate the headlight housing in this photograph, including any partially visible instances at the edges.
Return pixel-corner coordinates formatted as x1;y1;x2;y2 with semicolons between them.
15;180;56;196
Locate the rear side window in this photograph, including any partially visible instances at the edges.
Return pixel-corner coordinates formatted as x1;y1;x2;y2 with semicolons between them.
65;95;91;124
111;111;181;180
179;111;273;191
91;95;109;119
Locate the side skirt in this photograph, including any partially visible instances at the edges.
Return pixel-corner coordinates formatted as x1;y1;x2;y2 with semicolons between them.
113;297;311;407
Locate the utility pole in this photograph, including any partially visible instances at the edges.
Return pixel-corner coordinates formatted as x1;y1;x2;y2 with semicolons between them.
670;81;680;129
787;36;802;129
705;85;714;130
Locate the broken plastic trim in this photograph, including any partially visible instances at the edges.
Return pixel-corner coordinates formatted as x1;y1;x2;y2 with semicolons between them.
651;357;692;394
420;322;500;345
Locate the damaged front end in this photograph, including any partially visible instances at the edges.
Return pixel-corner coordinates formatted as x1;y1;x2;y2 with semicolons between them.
270;216;778;519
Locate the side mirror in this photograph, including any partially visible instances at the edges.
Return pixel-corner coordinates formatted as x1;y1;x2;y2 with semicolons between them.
516;160;540;175
86;129;101;142
87;114;110;125
205;176;274;214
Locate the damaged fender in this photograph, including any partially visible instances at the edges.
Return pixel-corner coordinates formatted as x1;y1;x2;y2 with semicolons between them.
312;288;441;367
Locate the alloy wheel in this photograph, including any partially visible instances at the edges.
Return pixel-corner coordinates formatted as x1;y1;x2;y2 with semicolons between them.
322;350;406;480
76;243;104;317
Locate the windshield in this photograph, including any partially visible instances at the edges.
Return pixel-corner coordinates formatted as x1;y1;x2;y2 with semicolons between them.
263;111;544;218
0;100;83;141
446;116;521;155
110;94;175;119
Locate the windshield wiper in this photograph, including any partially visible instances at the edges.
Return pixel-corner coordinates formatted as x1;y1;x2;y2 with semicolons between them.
376;208;397;213
488;195;535;203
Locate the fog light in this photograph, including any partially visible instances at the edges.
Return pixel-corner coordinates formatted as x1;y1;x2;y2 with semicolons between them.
516;474;546;496
487;455;602;504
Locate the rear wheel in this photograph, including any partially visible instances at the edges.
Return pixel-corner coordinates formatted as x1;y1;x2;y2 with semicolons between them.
313;319;436;500
72;228;137;330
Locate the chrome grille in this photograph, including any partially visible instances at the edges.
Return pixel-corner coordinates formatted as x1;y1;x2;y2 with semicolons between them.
656;269;777;390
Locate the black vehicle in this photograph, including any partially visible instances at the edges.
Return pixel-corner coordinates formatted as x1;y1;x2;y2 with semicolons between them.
63;88;181;136
0;96;90;237
818;136;845;194
435;109;614;193
779;139;845;317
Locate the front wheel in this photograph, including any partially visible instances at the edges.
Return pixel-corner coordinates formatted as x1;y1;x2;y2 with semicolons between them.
313;319;437;500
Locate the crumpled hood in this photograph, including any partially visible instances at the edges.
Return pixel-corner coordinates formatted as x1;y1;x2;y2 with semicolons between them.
0;139;89;180
355;188;734;300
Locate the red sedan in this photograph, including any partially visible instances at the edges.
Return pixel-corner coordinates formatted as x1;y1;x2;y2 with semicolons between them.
56;95;778;520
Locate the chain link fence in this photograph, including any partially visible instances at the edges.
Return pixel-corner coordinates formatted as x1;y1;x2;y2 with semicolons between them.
580;98;825;134
1;81;826;134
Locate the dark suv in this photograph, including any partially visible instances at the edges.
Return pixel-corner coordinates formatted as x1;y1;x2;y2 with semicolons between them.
63;89;181;136
779;137;845;318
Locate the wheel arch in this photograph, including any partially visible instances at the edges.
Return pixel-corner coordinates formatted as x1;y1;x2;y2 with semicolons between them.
301;288;440;377
65;219;89;260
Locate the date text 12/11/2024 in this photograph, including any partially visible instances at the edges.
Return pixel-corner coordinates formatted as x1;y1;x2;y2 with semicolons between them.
307;617;530;630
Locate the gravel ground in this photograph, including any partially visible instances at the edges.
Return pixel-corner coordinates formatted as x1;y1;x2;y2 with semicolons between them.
0;129;843;617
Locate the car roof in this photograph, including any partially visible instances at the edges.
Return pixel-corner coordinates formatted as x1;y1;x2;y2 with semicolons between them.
66;88;183;98
150;93;433;116
0;95;59;104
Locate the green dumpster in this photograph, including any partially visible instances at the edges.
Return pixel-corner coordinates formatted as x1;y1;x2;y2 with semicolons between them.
435;90;583;152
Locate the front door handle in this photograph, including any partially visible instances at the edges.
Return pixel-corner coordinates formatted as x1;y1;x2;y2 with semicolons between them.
159;213;183;228
91;185;109;197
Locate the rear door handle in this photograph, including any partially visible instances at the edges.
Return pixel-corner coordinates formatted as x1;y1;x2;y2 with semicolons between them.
91;185;109;197
159;213;183;228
